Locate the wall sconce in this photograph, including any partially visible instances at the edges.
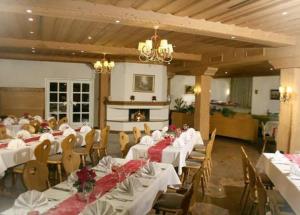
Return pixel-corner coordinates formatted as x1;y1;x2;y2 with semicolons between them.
279;86;292;102
130;95;135;101
152;96;157;102
193;86;201;95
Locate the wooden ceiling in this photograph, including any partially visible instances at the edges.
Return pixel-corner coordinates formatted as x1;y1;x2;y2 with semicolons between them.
0;0;298;72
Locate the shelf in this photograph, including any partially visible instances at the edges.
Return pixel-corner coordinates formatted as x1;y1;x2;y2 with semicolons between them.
105;101;170;106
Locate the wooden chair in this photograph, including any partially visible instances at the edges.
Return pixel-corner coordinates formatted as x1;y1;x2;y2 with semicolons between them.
144;123;151;136
48;118;57;130
256;176;269;215
0;126;11;140
133;126;142;144
47;134;76;183
23;160;50;192
92;126;110;158
58;117;68;126
30;119;40;133
119;131;130;158
62;150;81;176
243;161;258;215
240;146;250;210
21;124;36;134
194;128;217;152
12;140;51;185
73;129;96;166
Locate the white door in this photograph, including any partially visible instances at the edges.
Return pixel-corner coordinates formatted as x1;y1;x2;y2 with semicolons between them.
45;79;94;127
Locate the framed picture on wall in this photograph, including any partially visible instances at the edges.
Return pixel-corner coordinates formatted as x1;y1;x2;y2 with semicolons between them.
270;89;280;100
133;74;155;93
185;85;195;94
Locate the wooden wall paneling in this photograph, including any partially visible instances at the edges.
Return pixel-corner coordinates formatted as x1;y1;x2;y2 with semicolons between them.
0;87;45;117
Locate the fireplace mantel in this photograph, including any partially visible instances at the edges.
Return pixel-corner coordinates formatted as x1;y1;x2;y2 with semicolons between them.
105;100;170;106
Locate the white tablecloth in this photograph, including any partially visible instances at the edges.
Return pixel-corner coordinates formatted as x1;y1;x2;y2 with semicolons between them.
0;129;101;175
256;153;299;214
1;159;181;215
125;136;197;175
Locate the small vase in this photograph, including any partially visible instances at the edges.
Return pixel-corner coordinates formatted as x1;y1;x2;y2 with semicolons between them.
76;188;93;203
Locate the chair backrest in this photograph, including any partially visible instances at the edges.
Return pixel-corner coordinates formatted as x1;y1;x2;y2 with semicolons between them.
30;119;40;133
257;176;268;215
144;123;151;136
119;132;130;158
14;148;31;165
34;140;51;164
62;150;81;176
84;129;96;153
133;127;142;144
21;124;36;134
205;139;213;161
240;146;250;183
210;128;217;151
0;126;9;140
58;117;68;126
48;118;57;129
61;134;76;153
23;160;49;192
99;126;110;149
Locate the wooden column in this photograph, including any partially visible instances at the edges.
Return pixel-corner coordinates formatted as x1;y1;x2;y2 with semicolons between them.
194;67;217;140
98;73;110;129
277;68;300;153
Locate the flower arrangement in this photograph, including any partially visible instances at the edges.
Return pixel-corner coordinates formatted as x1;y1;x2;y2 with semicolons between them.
73;167;96;193
169;124;177;132
39;122;50;133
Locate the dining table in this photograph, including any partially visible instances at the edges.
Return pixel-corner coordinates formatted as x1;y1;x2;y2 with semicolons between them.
1;158;181;215
0;128;100;176
256;153;300;214
125;131;202;175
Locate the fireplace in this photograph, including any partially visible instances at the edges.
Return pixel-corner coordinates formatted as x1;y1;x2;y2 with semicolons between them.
129;109;150;122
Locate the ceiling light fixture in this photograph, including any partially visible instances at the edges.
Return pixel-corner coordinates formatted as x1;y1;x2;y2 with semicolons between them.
231;36;236;39
88;36;92;40
138;26;174;64
80;50;85;53
28;17;34;22
29;31;34;34
32;50;35;53
282;11;288;15
94;53;115;74
26;9;32;13
115;20;120;23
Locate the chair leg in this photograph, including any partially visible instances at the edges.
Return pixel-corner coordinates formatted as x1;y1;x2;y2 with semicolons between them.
240;183;248;205
57;164;62;183
241;187;250;214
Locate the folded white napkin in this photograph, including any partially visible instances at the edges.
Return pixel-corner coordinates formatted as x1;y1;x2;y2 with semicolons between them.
272;150;289;164
16;130;32;139
39;133;55;142
172;138;185;147
33;115;43;123
59;123;70;131
80;125;92;133
161;126;168;133
80;200;116;215
18;118;30;126
63;128;76;137
3;117;15;126
140;135;154;146
193;131;204;145
7;139;26;149
140;162;157;176
116;176;137;196
179;132;187;144
13;190;48;214
152;130;162;141
97;156;113;173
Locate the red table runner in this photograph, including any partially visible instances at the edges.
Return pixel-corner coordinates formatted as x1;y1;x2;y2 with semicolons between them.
148;137;173;162
285;154;300;166
45;160;144;215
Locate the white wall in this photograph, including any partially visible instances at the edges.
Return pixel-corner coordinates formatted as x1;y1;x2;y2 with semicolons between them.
170;75;195;109
110;62;167;101
0;59;95;88
251;76;280;115
211;78;231;102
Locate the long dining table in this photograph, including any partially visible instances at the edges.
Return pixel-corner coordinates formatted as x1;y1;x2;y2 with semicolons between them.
256;153;299;214
1;158;181;215
0;129;100;176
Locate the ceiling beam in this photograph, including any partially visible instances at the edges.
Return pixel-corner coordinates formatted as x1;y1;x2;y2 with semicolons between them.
0;0;295;47
0;37;202;61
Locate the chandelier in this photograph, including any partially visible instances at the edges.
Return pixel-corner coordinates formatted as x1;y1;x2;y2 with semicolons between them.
138;27;174;64
93;54;115;73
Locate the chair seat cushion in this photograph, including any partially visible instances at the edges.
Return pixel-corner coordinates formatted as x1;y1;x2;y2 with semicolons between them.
73;147;86;154
13;164;25;173
155;193;184;209
47;154;62;163
193;144;206;151
189;151;205;158
185;159;201;167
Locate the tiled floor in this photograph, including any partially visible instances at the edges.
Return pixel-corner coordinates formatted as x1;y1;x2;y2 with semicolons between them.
0;134;261;214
